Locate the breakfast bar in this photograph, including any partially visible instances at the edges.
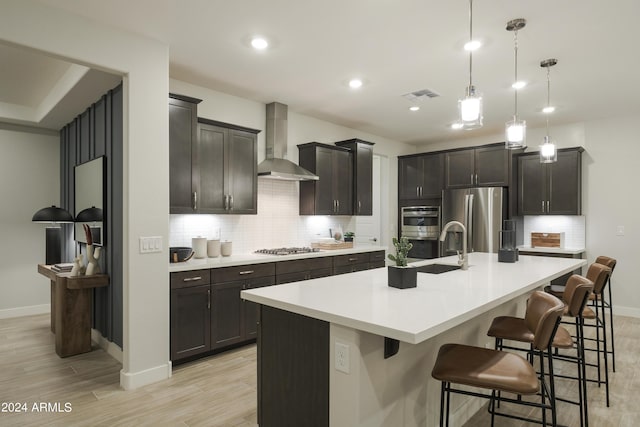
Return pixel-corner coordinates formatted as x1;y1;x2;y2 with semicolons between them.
241;252;586;427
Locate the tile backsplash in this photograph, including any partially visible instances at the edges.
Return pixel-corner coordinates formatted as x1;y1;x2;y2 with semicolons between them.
523;215;586;248
169;179;355;254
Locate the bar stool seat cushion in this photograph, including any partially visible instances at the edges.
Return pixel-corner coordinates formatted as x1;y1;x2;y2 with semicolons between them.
582;306;596;319
487;316;573;349
432;343;539;395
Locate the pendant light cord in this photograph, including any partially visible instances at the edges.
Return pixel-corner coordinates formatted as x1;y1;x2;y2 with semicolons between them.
546;66;551;136
468;0;473;87
513;29;519;118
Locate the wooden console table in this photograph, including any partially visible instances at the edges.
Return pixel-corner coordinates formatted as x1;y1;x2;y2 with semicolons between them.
37;264;109;357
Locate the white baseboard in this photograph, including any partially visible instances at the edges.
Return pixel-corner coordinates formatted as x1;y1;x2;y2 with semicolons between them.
120;362;172;390
91;329;123;363
613;305;640;318
0;304;50;319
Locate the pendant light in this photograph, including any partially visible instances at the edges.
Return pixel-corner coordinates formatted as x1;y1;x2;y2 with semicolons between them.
540;58;558;163
458;0;483;130
505;18;526;149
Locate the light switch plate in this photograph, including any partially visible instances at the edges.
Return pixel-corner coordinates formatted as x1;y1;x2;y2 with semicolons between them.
139;236;162;253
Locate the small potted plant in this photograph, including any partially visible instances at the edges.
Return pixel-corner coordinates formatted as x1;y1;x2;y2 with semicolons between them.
387;237;416;289
344;231;355;243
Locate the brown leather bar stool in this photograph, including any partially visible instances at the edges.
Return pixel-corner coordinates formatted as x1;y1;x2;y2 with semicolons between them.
487;275;594;427
432;291;565;427
593;256;617;372
579;262;613;407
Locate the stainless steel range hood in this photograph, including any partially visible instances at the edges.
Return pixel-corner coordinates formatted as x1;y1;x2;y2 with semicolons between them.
258;102;319;181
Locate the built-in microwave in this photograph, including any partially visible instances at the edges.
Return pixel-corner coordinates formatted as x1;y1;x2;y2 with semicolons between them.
401;206;440;240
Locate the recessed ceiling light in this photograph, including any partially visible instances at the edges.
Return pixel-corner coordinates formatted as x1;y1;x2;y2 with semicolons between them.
542;106;556;114
409;106;420;112
251;37;269;50
464;40;482;51
348;79;363;89
511;81;527;89
451;122;464;130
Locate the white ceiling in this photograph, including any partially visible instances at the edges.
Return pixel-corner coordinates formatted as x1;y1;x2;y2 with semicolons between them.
4;0;640;144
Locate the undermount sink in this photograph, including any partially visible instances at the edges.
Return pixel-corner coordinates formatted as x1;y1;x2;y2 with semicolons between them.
416;264;462;274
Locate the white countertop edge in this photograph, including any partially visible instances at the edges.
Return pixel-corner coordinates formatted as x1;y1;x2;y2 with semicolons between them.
169;245;387;272
241;256;587;345
517;246;585;255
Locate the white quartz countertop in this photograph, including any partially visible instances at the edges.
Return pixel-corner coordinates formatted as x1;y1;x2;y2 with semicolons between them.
517;246;585;255
168;245;386;272
241;252;586;344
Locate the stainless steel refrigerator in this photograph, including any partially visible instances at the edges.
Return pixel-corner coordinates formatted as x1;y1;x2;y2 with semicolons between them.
441;187;506;256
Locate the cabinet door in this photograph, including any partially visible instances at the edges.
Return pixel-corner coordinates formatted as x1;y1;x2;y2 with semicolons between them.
211;281;244;349
445;149;475;189
398;157;422;200
421;153;444;198
548;150;581;214
170;285;211;361
228;129;257;214
333;149;353;215
354;144;373;215
313;147;335;215
475;146;509;187
518;155;546;215
197;123;226;212
169;98;197;213
244;276;275;339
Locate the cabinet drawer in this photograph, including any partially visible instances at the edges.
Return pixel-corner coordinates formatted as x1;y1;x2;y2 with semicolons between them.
333;253;368;267
212;263;276;283
369;251;386;263
171;269;211;289
369;261;386;269
334;263;369;275
276;257;332;274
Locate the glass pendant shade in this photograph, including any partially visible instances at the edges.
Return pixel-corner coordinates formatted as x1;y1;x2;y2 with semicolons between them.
505;117;526;148
458;86;483;129
540;136;557;163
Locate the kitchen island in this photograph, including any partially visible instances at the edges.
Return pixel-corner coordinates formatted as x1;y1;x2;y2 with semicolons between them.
241;252;586;427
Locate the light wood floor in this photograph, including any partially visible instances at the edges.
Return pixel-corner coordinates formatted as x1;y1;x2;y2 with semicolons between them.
1;314;638;426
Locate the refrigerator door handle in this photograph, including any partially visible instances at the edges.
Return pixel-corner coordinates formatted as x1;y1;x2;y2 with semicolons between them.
467;194;474;252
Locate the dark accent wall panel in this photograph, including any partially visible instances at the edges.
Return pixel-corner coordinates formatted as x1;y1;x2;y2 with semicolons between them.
60;82;123;347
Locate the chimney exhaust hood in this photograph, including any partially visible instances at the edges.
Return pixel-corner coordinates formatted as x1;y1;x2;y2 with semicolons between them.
258;102;319;181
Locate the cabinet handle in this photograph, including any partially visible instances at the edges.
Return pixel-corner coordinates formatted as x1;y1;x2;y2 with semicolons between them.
475;174;478;185
337;200;340;211
183;276;202;282
541;201;545;213
348;257;358;262
193;191;197;210
416;186;420;197
207;289;210;310
546;200;550;212
239;270;254;275
358;200;361;213
230;195;234;210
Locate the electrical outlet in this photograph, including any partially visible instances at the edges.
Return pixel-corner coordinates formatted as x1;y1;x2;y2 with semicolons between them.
335;342;350;374
616;225;625;236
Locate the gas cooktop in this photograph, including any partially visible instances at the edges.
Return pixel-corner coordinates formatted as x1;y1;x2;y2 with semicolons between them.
254;247;320;256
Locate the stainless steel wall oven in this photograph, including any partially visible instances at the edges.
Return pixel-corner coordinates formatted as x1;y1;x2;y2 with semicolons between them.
401;206;440;259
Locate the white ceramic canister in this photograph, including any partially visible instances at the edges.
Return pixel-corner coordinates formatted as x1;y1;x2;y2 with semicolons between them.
192;237;207;259
207;239;221;257
221;241;233;257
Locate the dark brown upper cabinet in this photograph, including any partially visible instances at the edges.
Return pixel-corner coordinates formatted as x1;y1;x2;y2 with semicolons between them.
335;139;374;215
518;147;583;215
169;95;260;215
298;143;353;215
445;144;513;189
398;152;444;200
169;94;201;213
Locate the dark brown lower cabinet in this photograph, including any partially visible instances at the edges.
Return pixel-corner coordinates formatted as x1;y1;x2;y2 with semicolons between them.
333;250;385;274
276;257;333;284
258;305;329;427
519;250;584;285
170;284;211;361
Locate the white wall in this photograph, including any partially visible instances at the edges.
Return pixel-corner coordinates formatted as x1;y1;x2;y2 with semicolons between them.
0;1;170;389
415;116;640;315
170;79;415;250
0;127;58;318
